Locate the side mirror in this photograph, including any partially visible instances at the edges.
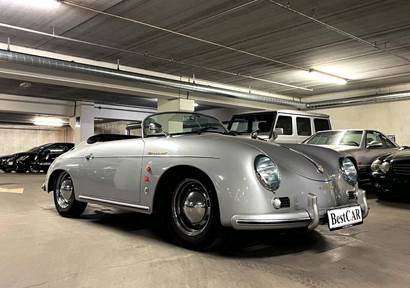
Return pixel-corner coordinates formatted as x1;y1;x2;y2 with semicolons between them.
250;129;259;139
367;141;383;149
270;128;284;141
149;122;163;134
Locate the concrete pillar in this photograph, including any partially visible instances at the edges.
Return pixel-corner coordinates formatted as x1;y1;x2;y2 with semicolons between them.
69;102;95;144
158;98;195;112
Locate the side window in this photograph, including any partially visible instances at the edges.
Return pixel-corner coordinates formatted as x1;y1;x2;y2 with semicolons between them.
366;131;389;148
275;116;292;135
314;118;330;132
380;133;396;148
296;117;312;136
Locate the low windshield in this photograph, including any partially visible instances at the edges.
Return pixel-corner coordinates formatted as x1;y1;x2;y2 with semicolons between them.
305;130;363;147
26;144;51;153
143;112;227;137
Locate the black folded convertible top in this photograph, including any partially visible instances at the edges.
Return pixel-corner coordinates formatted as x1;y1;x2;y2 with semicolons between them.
87;134;140;144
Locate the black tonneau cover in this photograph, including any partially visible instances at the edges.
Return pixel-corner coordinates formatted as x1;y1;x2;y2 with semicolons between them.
87;134;140;144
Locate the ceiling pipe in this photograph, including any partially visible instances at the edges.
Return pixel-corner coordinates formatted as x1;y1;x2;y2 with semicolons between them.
0;49;305;108
305;91;410;110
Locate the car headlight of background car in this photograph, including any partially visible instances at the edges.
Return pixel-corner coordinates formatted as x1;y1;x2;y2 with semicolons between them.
340;157;358;185
371;159;391;174
371;159;381;172
254;155;280;191
380;161;391;173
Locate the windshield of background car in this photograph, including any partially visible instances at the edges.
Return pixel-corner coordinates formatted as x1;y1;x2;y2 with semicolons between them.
26;144;51;153
305;130;363;147
228;112;276;134
143;113;227;137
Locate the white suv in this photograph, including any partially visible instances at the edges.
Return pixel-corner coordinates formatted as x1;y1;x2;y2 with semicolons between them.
228;110;331;144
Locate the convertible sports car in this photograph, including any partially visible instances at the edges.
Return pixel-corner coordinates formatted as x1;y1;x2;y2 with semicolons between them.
43;112;369;250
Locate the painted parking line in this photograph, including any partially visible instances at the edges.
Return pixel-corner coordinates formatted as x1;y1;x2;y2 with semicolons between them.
0;186;24;194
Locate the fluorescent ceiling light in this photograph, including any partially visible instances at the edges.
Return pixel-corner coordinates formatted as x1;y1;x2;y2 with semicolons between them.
308;70;348;85
33;117;65;127
8;0;61;9
194;102;199;107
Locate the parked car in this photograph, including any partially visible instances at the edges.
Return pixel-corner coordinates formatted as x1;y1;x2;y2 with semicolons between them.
303;129;399;183
371;148;410;199
43;112;368;250
228;110;331;143
30;143;75;173
1;143;74;173
0;153;27;172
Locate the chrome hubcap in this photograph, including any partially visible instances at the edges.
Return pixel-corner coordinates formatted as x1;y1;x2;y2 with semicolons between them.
57;175;73;209
172;180;211;237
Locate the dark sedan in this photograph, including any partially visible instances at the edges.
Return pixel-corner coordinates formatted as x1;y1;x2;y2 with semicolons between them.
1;143;74;173
371;148;410;199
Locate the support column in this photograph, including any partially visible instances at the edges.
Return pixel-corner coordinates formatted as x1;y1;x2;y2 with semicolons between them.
69;102;95;144
158;98;195;112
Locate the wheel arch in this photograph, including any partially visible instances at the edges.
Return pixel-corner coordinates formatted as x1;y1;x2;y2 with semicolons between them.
47;169;66;192
152;165;220;216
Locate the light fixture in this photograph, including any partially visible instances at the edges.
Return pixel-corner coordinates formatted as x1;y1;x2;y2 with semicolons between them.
308;69;348;85
10;0;61;9
194;102;199;107
33;117;64;127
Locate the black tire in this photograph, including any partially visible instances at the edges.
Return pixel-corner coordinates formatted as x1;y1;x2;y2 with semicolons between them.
53;171;87;217
157;174;221;251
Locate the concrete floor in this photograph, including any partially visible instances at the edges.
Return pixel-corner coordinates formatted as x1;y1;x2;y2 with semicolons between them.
1;174;410;288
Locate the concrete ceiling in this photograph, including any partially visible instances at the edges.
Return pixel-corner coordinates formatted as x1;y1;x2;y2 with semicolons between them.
0;0;409;102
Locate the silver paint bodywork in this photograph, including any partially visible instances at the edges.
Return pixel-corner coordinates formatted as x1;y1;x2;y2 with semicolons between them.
44;121;368;230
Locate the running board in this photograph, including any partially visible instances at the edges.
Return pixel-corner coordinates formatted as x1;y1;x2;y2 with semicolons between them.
78;195;150;212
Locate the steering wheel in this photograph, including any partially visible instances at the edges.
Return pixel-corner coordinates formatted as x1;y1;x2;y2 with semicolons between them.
343;141;360;147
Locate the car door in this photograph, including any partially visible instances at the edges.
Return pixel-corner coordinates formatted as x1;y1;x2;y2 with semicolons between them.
273;114;294;143
81;139;145;204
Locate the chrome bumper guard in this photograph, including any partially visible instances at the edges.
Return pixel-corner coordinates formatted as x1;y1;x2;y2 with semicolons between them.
41;183;46;192
231;190;369;230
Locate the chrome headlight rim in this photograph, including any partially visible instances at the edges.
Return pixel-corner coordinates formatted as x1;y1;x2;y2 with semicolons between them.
339;157;358;186
371;159;382;172
254;155;281;192
380;161;391;174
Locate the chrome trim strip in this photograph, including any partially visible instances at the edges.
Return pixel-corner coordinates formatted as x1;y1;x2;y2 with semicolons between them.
78;195;150;211
231;212;311;230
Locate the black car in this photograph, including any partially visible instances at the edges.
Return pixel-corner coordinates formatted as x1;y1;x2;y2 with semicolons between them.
371;148;410;199
30;143;74;172
1;143;74;173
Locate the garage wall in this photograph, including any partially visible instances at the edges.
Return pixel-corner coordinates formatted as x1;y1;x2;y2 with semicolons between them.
0;125;74;156
94;120;130;135
316;100;410;145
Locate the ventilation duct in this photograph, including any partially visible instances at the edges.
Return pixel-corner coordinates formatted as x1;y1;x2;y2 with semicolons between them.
305;91;410;110
0;49;304;108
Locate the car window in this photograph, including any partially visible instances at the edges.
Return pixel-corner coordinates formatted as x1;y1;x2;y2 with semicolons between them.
366;131;396;148
296;117;312;136
305;130;362;147
275;115;292;135
340;131;363;147
314;118;330;132
229;112;275;134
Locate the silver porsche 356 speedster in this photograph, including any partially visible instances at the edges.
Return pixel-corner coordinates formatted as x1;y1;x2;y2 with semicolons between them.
43;112;369;250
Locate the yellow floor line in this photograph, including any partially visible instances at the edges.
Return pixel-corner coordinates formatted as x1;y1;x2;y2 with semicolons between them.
0;187;24;194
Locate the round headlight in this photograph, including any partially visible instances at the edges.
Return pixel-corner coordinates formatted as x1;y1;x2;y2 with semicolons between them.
371;159;381;172
340;158;358;186
255;155;280;191
380;161;391;174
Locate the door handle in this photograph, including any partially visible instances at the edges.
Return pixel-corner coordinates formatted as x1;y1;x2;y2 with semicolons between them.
85;153;94;160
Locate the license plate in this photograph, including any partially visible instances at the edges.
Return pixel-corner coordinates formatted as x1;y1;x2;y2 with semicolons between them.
327;205;363;231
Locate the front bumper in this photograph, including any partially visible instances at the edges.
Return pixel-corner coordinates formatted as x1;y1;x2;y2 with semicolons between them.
231;189;369;230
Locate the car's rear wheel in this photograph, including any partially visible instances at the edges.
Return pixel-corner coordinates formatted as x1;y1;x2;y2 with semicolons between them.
53;171;87;217
159;176;221;250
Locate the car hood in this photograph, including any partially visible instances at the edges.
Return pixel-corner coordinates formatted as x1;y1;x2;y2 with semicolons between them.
385;148;410;162
212;135;335;182
310;144;358;153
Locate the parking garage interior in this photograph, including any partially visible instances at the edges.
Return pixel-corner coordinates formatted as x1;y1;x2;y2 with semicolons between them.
1;1;410;287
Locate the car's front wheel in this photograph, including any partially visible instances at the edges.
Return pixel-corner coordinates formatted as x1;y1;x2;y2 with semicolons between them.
53;171;87;217
160;176;221;250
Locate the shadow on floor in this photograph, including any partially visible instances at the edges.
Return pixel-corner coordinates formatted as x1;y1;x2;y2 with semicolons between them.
74;205;333;258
